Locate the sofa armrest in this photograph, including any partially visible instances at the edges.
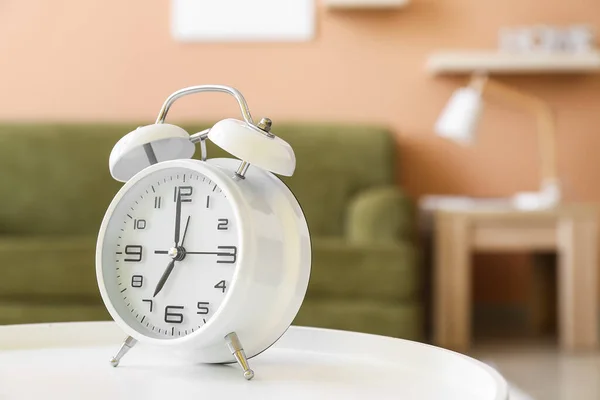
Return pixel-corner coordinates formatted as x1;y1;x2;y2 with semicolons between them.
345;186;414;243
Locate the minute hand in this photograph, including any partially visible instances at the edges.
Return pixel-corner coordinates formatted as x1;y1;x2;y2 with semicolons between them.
174;190;182;246
153;251;224;255
186;251;228;255
187;246;236;256
187;246;237;264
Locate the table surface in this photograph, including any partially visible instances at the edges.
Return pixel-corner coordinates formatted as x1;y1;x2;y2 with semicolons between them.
419;195;596;216
0;322;508;400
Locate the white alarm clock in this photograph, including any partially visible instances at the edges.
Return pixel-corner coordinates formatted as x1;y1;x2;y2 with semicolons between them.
96;85;311;380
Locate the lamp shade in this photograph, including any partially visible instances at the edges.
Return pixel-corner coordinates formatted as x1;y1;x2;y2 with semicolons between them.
435;87;484;146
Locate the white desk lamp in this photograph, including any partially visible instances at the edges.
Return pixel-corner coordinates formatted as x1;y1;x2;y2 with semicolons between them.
435;74;561;210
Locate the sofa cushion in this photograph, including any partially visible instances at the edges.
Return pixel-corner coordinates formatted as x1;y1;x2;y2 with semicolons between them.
308;237;419;302
0;236;99;297
294;298;422;340
0;301;109;325
346;186;415;243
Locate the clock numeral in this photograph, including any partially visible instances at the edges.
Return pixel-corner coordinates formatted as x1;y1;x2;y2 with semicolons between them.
196;302;210;315
206;195;210;209
124;245;143;262
164;305;184;324
133;219;146;230
142;299;153;312
217;219;229;230
214;280;227;293
154;196;162;209
174;186;193;203
131;275;143;288
217;246;237;264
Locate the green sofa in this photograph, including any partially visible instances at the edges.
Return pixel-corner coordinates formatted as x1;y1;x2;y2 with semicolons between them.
0;123;422;340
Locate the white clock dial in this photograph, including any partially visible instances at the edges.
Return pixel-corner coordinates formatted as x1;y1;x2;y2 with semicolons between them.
101;167;239;339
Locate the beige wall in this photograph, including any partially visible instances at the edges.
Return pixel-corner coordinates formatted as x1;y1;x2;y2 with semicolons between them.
2;0;600;304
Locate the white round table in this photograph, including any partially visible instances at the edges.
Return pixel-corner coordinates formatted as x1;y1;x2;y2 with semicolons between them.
0;322;508;399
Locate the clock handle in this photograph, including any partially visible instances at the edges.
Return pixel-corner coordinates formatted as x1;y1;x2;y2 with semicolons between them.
152;84;292;178
155;85;254;125
190;129;210;162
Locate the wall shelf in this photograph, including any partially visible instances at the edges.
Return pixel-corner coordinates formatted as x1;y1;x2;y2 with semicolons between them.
326;0;409;9
427;50;600;75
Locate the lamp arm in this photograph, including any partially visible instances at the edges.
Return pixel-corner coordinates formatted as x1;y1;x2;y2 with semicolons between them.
155;85;255;125
534;106;557;188
478;78;558;188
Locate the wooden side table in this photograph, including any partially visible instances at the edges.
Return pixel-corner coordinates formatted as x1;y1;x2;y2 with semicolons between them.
431;202;598;353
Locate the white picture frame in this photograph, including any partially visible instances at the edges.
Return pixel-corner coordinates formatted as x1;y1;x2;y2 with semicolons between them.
171;0;315;42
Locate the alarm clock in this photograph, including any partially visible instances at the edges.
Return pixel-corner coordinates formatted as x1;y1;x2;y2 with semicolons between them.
96;85;311;380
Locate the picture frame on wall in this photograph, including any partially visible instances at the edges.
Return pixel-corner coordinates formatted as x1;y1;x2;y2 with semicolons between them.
171;0;315;42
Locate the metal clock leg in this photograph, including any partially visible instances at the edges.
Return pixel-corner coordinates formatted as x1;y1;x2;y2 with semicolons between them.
225;332;255;380
109;336;138;367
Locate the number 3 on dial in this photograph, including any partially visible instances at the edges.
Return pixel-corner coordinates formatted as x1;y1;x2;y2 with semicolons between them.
217;246;237;264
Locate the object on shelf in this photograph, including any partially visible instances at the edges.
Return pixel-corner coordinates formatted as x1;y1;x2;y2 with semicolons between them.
568;25;595;53
498;27;536;53
325;0;409;9
426;50;600;74
498;24;595;54
435;75;560;210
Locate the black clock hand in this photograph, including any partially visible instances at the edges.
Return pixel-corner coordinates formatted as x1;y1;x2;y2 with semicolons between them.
186;251;228;255
154;251;220;255
174;190;182;246
153;216;190;298
153;259;175;298
153;251;230;255
181;215;191;246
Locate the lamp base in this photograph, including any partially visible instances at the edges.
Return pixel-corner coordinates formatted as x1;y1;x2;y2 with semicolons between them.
511;180;561;211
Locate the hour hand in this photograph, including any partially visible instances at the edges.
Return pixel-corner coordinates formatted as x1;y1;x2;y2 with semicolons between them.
153;259;176;297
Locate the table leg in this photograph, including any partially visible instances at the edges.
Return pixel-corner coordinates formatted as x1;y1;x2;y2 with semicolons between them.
557;217;598;351
434;215;471;353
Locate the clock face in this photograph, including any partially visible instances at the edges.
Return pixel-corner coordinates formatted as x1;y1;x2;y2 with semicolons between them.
101;166;239;339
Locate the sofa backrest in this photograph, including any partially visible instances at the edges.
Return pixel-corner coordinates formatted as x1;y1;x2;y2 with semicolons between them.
0;123;396;237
